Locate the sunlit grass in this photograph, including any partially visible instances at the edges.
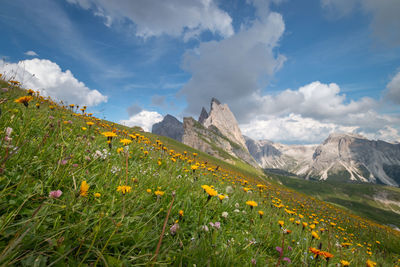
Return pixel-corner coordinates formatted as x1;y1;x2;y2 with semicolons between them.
0;78;399;266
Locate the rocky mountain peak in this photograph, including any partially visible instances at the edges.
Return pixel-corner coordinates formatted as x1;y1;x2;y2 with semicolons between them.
202;98;248;150
198;107;209;124
151;114;184;142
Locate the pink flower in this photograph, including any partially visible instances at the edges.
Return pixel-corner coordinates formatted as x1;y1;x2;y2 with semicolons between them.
49;190;62;199
251;258;256;265
170;223;179;236
275;246;283;254
5;127;13;137
283;257;291;263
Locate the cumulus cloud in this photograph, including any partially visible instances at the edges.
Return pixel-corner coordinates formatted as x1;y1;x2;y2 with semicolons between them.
321;0;400;45
120;110;163;132
66;0;233;40
385;71;400;104
239;80;400;143
179;9;286;120
0;58;107;106
241;113;358;144
24;50;38;56
257;81;376;121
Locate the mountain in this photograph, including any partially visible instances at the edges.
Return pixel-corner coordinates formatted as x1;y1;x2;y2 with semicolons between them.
246;133;400;187
152;98;257;167
151;114;184;142
308;133;400;186
201;98;248;150
183;98;257;167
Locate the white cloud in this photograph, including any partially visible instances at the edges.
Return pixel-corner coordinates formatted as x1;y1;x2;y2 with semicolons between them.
66;0;234;40
24;50;38;56
120;110;163;132
257;81;376;122
0;58;107;106
386;71;400;104
241;113;358;144
321;0;400;45
179;10;286;120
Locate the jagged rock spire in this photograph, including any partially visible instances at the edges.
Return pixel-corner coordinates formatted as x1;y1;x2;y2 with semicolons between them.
198;107;209;124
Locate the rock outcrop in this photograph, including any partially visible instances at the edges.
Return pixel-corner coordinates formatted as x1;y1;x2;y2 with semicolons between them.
245;133;400;186
182;117;258;166
201;98;248;150
151;114;184;142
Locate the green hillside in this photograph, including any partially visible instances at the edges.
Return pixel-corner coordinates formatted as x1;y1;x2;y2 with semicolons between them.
265;171;400;227
1;79;400;266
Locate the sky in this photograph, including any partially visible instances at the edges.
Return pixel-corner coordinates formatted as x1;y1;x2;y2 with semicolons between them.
1;0;400;144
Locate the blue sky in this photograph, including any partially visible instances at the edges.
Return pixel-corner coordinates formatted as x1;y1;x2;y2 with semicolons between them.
1;0;400;144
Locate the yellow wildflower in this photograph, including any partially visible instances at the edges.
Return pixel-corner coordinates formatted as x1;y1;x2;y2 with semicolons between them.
117;185;132;194
245;200;258;209
80;181;89;196
120;138;132;146
155;190;165;196
14;96;33;107
94;193;101;198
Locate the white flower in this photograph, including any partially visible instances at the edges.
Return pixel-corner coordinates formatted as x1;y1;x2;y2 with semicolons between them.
235;203;240;208
225;186;234;194
234;209;240;213
221;211;228;218
202;225;209;232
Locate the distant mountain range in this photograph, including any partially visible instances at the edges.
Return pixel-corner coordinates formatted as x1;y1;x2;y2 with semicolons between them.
152;98;400;187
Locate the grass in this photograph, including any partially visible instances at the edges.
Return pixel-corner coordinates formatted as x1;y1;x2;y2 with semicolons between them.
0;78;400;266
266;170;400;227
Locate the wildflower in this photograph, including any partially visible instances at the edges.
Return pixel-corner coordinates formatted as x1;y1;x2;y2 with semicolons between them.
117;185;132;194
278;220;284;228
120;138;132;146
251;258;256;265
258;210;264;218
146;189;152;193
36;103;40;109
80;181;89;196
311;231;319;240
283;257;291;263
81;127;87;131
170;223;179;236
49;190;62;199
366;260;376;267
340;260;350;266
102;131;117;138
245;200;258;209
218;194;225;201
201;185;218;200
202;225;209;232
221;211;228;218
191;165;199;172
276;246;283;254
320;251;333;260
86;121;94;127
14;96;33;107
225;186;234;194
154;190;165;197
117;147;124;154
209;222;221;230
94;193;101;197
179;210;184;217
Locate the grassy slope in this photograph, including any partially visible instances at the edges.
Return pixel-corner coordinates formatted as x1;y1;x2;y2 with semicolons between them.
266;171;400;227
1;80;400;266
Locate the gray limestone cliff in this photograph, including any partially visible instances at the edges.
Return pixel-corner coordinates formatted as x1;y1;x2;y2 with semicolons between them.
151;114;184;142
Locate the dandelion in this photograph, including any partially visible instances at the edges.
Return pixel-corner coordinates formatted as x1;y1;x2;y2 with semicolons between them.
80;181;89;196
340;260;350;266
311;231;320;240
201;185;218;200
94;193;101;197
245;200;258;210
117;185;132;194
258;210;264;219
120;138;132;146
14;96;33;107
49;190;62;199
218;194;225;202
154;190;165;197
